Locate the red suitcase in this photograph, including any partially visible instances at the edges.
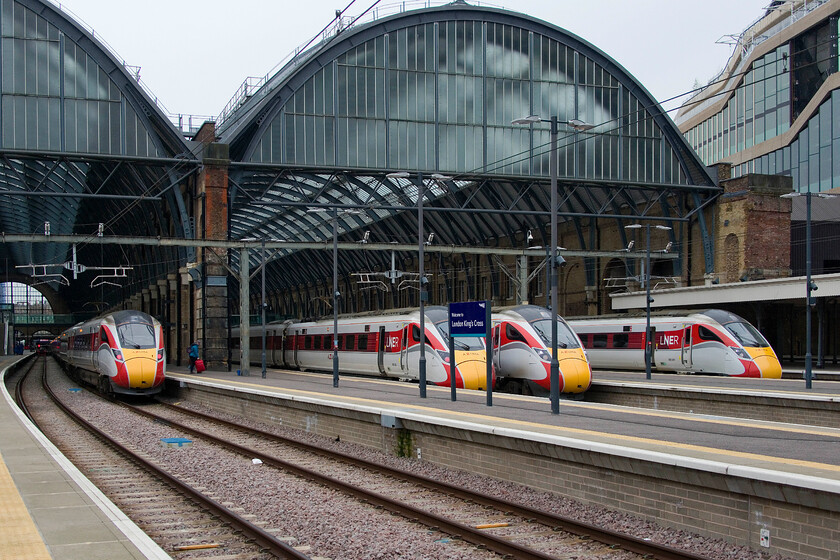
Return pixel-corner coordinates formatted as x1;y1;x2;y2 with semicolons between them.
195;358;205;373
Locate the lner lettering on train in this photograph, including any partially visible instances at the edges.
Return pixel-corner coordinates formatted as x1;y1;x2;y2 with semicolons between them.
385;334;401;350
657;332;682;348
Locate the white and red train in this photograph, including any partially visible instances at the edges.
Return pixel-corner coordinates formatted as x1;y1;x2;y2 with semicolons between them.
567;309;782;378
232;305;595;397
53;310;166;395
231;308;492;390
491;305;592;396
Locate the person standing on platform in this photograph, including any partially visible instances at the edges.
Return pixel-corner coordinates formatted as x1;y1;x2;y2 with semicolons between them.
188;341;200;373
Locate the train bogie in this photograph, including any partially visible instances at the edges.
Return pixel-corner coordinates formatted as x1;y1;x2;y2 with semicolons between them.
568;309;782;378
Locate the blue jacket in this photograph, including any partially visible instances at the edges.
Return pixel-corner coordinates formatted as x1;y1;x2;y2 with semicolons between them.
188;344;199;358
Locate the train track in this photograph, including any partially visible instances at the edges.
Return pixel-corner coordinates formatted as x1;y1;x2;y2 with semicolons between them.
139;397;713;560
14;356;310;559
14;357;715;560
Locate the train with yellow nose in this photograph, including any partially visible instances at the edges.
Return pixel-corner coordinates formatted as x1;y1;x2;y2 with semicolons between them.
54;310;166;396
567;309;782;378
491;305;593;396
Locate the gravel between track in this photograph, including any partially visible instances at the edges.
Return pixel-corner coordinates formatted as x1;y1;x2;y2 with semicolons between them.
50;367;794;560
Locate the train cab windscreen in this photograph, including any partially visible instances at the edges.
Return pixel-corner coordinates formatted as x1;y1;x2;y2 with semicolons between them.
699;310;769;348
113;312;156;349
721;321;769;348
529;318;581;349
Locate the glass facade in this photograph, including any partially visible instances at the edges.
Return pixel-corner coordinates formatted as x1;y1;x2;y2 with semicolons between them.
685;16;840;193
0;0;158;156
250;20;688;185
686;44;791;165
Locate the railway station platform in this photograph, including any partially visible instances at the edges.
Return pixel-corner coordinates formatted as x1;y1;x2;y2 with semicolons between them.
0;354;169;560
166;364;840;560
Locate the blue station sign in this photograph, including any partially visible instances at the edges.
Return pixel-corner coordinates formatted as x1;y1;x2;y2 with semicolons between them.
448;301;489;337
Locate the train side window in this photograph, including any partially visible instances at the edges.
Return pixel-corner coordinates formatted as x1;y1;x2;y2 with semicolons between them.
304;336;312;350
358;334;368;351
346;334;355;350
593;334;608;348
613;333;628;348
505;324;526;343
698;326;723;343
411;325;431;345
314;336;322;350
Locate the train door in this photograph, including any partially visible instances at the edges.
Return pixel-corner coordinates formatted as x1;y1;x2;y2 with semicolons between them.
92;328;101;370
400;325;409;372
681;325;693;369
377;326;387;375
491;325;501;372
278;329;287;367
647;325;656;367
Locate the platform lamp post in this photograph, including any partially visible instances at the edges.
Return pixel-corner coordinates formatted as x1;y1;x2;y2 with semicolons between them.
624;223;671;380
307;207;347;388
780;191;836;389
386;171;451;399
512;115;594;414
261;238;266;378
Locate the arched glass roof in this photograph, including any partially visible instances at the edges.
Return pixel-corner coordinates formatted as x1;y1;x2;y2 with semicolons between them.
217;1;717;297
0;0;197;310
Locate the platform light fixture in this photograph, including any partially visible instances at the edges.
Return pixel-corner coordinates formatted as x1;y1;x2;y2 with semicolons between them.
386;171;451;398
780;191;837;388
624;223;671;380
512;115;593;414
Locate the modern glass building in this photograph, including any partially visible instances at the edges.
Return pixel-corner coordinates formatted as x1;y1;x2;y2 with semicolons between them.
676;0;839;193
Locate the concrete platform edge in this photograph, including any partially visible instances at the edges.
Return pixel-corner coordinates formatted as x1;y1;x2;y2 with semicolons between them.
174;374;840;496
1;358;170;560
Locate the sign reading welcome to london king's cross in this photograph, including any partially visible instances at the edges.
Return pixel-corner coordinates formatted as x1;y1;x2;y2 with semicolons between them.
448;301;489;337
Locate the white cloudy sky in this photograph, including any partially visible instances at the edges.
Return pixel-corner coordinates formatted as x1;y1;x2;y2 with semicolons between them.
51;0;770;118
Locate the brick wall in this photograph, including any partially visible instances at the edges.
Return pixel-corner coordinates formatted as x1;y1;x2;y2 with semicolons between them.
716;173;793;281
171;381;840;560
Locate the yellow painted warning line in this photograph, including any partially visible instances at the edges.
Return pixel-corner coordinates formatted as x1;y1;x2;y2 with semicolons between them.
0;453;51;560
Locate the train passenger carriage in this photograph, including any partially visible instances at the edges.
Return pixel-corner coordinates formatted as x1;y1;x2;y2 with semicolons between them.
491;305;592;396
567;309;782;378
55;310;166;395
231;309;491;390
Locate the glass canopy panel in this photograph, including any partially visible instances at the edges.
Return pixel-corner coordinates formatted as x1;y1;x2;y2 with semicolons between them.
247;14;689;186
0;0;157;156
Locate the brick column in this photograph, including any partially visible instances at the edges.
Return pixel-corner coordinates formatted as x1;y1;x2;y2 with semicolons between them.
166;274;178;366
195;140;230;369
149;283;160;322
716;173;792;282
178;267;193;367
141;289;151;315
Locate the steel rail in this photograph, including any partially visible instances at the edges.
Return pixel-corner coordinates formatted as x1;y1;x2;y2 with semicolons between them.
34;364;312;560
152;400;712;560
128;402;558;560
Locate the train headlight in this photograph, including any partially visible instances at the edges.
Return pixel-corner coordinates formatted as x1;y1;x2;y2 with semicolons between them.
533;348;551;361
437;350;451;364
730;347;751;360
157;348;165;361
112;349;124;362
